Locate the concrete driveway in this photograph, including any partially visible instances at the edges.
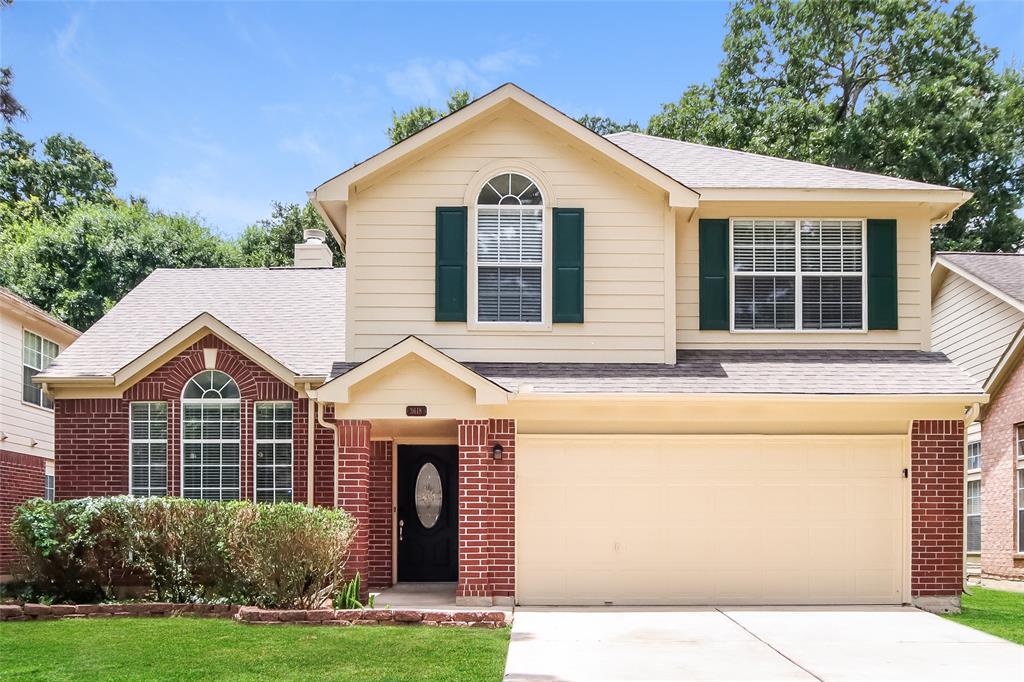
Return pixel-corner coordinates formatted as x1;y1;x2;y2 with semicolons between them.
504;606;1024;681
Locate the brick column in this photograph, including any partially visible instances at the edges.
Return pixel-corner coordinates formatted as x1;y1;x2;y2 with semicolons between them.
910;419;965;613
456;419;515;606
336;420;371;592
0;451;46;578
367;439;393;589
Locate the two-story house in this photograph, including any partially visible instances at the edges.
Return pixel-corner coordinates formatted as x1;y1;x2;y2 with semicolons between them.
931;252;1024;581
0;287;80;580
36;85;983;612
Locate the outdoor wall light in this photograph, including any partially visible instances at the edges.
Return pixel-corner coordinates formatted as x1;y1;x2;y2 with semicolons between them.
492;443;504;460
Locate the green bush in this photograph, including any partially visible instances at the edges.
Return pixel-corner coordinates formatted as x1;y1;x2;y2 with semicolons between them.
10;497;354;608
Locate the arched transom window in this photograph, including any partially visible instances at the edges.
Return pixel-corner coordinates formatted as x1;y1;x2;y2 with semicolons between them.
182;370;241;500
476;172;543;322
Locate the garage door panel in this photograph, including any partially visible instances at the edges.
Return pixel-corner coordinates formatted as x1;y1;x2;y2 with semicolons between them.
517;435;905;605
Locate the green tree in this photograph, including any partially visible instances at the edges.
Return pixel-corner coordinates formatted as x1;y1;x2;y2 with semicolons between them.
0;200;237;330
576;115;641;136
648;0;1024;252
387;89;472;144
0;129;117;221
236;201;344;267
0;0;24;125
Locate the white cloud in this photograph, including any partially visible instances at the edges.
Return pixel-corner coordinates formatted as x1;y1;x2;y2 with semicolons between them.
279;130;327;164
146;162;268;234
385;48;538;104
55;13;81;57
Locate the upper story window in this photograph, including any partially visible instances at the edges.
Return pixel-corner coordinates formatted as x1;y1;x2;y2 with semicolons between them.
182;370;240;501
967;441;981;472
22;330;60;408
732;219;865;331
476;172;543;323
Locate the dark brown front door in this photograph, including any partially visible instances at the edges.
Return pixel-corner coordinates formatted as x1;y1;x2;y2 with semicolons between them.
397;445;458;582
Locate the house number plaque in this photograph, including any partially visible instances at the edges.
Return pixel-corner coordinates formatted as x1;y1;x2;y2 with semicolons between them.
405;405;428;417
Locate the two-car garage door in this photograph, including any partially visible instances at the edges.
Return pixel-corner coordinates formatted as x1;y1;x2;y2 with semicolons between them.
516;435;907;605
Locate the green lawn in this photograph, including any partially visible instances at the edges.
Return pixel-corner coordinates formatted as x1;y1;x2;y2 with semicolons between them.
944;587;1024;645
0;617;510;681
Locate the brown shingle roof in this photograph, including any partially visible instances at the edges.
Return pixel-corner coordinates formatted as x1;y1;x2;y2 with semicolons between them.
606;132;956;191
332;349;981;396
42;268;345;379
936;252;1024;307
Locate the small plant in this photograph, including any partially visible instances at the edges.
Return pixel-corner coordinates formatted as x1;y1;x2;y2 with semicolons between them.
333;572;374;609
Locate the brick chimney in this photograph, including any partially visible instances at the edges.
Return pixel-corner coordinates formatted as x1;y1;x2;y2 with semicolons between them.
294;229;333;268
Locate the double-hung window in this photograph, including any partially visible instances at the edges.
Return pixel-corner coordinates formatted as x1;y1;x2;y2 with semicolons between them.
22;331;59;408
182;370;240;501
254;402;293;503
44;473;54;501
130;402;168;497
967;441;981;473
966;479;981;554
476;172;543;323
732;219;865;331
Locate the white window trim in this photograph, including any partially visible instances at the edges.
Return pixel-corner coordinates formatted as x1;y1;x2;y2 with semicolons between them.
22;328;60;410
965;478;981;555
253;401;294;504
1017;425;1024;553
966;440;982;474
468;172;552;331
180;373;242;501
129;401;168;497
728;217;868;333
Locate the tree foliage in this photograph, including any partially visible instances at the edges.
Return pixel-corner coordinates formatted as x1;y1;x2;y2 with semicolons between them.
236;201;343;267
647;0;1024;252
576;115;641;136
387;89;472;144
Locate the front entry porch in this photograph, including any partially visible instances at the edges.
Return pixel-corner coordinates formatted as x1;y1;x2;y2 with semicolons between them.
333;418;516;607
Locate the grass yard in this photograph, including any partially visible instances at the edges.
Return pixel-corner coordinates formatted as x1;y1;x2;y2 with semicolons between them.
944;587;1024;645
0;617;510;681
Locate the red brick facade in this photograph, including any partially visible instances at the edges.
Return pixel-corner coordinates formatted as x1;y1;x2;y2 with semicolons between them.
336;420;371;586
367;439;393;589
456;419;515;604
910;419;965;600
980;356;1024;579
0;450;46;577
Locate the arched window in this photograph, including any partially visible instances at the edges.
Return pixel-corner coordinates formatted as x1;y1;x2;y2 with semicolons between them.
476;172;543;322
181;370;240;500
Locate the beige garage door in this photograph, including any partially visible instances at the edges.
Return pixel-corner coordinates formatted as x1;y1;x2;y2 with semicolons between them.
517;435;906;605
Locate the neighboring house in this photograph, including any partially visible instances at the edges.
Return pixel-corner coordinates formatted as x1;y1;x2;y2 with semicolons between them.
37;85;983;611
0;287;80;580
931;253;1024;581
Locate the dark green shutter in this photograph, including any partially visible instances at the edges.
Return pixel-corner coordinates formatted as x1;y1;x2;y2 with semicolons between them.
699;218;730;330
867;219;898;330
435;207;467;321
553;208;584;323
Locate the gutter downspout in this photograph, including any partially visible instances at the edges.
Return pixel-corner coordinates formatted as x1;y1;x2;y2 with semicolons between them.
316;399;340;508
964;402;981;426
304;384;315;507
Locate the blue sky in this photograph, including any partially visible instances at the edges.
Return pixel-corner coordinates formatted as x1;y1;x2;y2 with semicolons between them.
5;1;1023;236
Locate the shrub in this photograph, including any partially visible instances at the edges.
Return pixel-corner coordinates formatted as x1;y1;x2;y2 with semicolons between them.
10;497;354;607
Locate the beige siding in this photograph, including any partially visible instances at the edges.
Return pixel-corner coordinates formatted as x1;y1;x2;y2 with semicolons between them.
676;202;934;350
0;307;77;459
931;271;1023;387
347;108;669;363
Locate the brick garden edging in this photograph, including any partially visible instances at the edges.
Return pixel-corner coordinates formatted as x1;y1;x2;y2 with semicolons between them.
0;603;506;628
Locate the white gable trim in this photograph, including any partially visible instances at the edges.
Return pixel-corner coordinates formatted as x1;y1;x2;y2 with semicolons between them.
932;257;1024;314
312;336;509;406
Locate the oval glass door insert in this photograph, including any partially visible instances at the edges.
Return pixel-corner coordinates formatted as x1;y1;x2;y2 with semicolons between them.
414;463;442;528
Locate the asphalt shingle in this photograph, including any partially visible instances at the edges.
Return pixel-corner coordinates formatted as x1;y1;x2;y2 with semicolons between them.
937;252;1024;307
41;268;345;379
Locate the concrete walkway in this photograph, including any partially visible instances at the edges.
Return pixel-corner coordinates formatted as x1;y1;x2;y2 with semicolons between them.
504;606;1024;681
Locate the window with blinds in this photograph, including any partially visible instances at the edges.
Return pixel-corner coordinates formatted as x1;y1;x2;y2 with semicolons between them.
255;402;293;503
182;370;241;501
476;173;543;322
732;219;865;331
23;330;59;408
130;402;168;497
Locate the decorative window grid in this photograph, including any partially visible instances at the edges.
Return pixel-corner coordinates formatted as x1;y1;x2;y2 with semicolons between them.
254;402;293;503
966;478;981;553
731;219;865;331
1018;425;1024;553
22;330;59;408
44;474;54;501
476;172;544;323
967;441;981;472
181;371;241;501
130;402;168;497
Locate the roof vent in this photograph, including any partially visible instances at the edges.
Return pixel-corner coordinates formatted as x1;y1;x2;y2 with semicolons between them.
294;229;332;268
